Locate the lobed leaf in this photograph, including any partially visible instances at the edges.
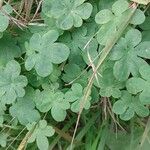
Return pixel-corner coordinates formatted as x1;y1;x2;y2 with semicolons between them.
34;89;70;122
42;0;93;30
0;60;28;104
65;83;91;113
9;87;40;125
109;29;150;81
126;65;150;104
25;30;70;77
95;9;114;24
27;120;55;150
94;68;125;98
0;4;13;33
113;91;149;120
95;0;145;45
112;0;129;16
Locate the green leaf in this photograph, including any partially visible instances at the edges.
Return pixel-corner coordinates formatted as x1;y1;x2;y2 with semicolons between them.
9;87;40;125
42;0;93;30
34;89;70;122
136;41;150;59
74;3;93;19
0;116;3;126
113;91;149;121
95;1;135;45
140;17;150;30
112;0;129;16
140;16;150;41
95;9;114;24
126;78;145;94
0;133;7;147
130;9;145;25
96;16;116;45
0;1;149;149
36;134;49;150
27;120;55;150
25;30;70;77
0;33;22;67
125;28;142;47
0;101;6;116
0;101;5;126
109;29;149;81
82;39;99;66
126;65;150;104
71;23;98;52
0;4;13;32
49;43;70;63
48;66;61;83
98;0;116;10
120;107;135;121
142;30;150;41
62;63;88;87
112;100;127;114
34;90;52;113
2;4;13;14
0;60;28;104
65;83;91;113
0;13;9;32
94;68;125;98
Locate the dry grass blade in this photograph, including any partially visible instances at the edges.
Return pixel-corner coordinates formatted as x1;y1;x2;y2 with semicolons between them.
6;127;26;150
0;117;15;133
52;126;82;145
15;0;24;19
0;0;3;8
65;40;103;86
30;0;43;22
3;0;26;21
24;0;34;20
87;48;100;87
10;16;27;29
140;117;150;147
1;6;27;29
107;98;125;131
17;124;37;150
70;3;138;150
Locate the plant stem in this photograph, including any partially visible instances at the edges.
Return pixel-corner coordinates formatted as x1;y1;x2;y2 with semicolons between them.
0;0;3;8
70;3;138;150
17;122;38;150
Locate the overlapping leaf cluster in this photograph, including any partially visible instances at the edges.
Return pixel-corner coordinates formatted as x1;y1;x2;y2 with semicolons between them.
0;0;150;149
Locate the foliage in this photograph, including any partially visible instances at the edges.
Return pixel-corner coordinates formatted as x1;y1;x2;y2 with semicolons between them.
0;0;150;149
126;65;150;104
65;83;91;112
0;33;22;67
42;0;93;30
95;0;145;45
0;133;7;147
94;67;125;98
9;87;40;125
27;120;55;150
112;91;149;120
0;4;13;33
0;60;27;104
109;29;150;81
25;30;70;77
34;88;70;122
